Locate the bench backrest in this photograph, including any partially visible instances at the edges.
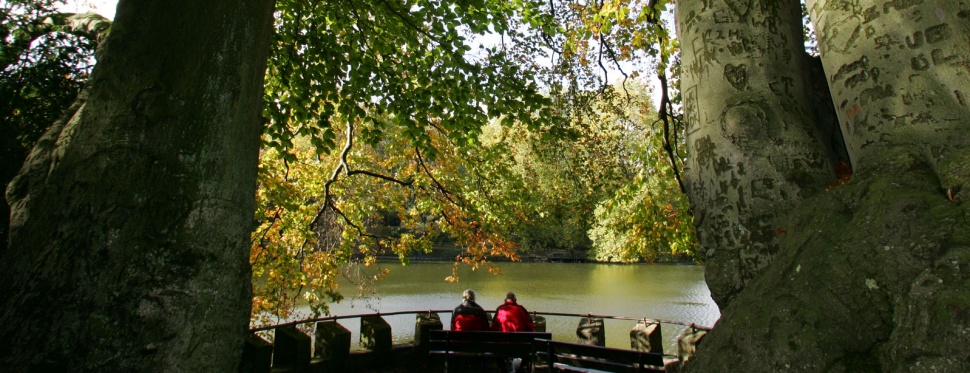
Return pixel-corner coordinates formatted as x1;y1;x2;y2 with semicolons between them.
428;330;552;357
534;339;665;373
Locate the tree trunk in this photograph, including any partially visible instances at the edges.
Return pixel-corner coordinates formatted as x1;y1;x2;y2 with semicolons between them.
0;0;275;370
678;0;970;371
678;0;836;308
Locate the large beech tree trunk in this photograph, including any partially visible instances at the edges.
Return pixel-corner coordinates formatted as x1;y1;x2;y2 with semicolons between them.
677;0;836;307
0;0;275;370
678;0;970;371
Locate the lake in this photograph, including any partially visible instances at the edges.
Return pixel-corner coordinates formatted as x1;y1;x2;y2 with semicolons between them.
295;261;720;354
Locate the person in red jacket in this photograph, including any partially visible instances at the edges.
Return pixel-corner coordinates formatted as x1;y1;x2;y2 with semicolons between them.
451;289;490;331
491;292;535;332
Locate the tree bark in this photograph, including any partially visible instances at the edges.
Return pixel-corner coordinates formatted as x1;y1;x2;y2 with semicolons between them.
677;0;835;307
808;0;970;173
0;0;275;370
678;0;970;371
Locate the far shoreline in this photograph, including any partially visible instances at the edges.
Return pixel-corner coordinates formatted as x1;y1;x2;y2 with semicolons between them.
373;254;699;265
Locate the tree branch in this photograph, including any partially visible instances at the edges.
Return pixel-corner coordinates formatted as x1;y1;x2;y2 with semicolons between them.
415;147;460;207
346;169;413;186
657;37;687;195
307;119;405;244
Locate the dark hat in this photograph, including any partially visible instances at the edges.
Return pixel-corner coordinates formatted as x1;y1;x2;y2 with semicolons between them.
505;292;516;300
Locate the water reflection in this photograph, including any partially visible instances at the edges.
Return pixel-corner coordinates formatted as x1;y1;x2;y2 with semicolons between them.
303;262;719;353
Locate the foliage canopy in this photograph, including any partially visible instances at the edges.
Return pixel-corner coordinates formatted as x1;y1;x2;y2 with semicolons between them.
250;0;696;322
1;0;108;248
3;0;697;325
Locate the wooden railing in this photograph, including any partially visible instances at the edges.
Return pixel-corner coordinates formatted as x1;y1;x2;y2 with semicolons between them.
239;310;712;372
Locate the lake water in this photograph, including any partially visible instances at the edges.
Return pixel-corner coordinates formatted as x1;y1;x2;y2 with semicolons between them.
296;261;720;354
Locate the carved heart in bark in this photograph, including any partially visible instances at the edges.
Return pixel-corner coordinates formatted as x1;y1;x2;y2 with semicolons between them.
724;0;755;21
724;64;748;91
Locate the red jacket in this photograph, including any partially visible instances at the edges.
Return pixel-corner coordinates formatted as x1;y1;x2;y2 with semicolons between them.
452;300;490;331
491;300;535;332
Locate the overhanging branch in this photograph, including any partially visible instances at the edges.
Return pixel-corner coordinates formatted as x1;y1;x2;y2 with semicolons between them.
657;37;687;195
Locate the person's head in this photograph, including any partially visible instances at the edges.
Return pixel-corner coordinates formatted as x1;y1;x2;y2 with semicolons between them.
505;292;516;301
462;289;476;301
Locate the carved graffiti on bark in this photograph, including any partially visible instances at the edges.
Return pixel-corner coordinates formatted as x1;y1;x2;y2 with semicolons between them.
883;0;922;13
769;77;795;98
724;64;749;91
875;34;898;50
822;17;862;54
721;101;768;150
905;31;924;49
911;54;931;71
862;5;881;24
930;49;959;66
724;0;755;22
832;56;869;83
685;86;701;135
860;85;895;105
694;136;717;171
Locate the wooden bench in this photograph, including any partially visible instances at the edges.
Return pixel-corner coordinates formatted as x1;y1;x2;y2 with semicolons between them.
428;330;552;372
534;339;665;373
